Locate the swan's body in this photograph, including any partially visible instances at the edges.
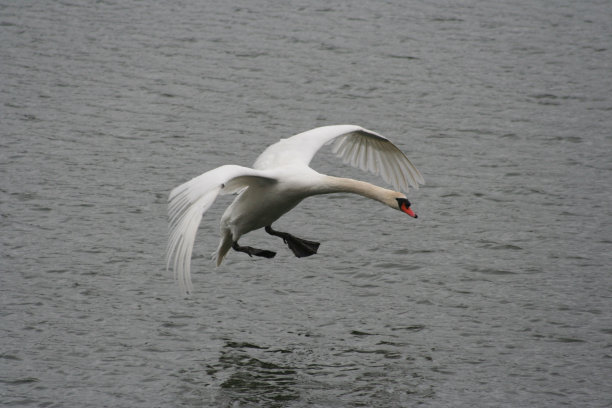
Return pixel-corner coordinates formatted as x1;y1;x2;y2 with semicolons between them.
167;125;424;293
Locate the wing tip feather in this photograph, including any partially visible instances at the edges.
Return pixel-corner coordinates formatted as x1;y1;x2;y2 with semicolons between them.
332;128;424;192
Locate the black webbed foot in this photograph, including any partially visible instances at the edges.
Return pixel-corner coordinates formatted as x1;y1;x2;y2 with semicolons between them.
265;225;320;258
232;242;276;259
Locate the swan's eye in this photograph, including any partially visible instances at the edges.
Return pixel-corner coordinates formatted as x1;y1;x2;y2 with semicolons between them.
396;198;411;208
396;198;417;218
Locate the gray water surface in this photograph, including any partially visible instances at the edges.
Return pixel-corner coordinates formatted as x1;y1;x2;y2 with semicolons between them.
2;1;611;407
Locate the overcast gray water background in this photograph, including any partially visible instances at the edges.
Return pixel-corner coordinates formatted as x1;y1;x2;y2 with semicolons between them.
2;1;612;407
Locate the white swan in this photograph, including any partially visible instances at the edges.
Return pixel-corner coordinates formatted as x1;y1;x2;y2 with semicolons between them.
166;125;424;293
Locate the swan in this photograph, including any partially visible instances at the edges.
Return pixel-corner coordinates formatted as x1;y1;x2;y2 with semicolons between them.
166;125;424;293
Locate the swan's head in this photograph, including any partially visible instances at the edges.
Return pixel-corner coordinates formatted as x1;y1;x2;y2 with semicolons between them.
395;197;418;218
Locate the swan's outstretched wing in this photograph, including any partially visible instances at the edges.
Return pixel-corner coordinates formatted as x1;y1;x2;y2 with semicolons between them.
166;165;277;294
253;125;424;192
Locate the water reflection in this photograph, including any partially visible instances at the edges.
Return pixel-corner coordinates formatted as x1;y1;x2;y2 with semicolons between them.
215;341;299;407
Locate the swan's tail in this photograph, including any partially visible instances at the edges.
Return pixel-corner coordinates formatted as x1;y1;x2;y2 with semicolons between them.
212;229;233;267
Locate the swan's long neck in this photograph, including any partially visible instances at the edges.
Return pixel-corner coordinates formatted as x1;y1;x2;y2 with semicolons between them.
317;175;402;208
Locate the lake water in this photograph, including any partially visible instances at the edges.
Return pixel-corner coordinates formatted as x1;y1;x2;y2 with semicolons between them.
1;0;611;407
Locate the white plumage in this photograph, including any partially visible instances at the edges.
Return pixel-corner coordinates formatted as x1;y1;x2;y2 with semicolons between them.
166;125;424;294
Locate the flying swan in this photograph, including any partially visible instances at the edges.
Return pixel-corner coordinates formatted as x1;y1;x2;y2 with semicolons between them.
166;125;424;293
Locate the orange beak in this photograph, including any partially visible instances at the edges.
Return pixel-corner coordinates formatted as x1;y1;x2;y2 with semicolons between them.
400;201;418;218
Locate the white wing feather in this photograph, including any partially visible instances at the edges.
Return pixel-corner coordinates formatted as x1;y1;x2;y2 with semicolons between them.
253;125;424;192
331;131;425;192
166;165;276;294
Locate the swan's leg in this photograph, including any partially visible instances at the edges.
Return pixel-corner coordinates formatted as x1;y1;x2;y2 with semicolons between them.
232;241;276;259
265;225;320;258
